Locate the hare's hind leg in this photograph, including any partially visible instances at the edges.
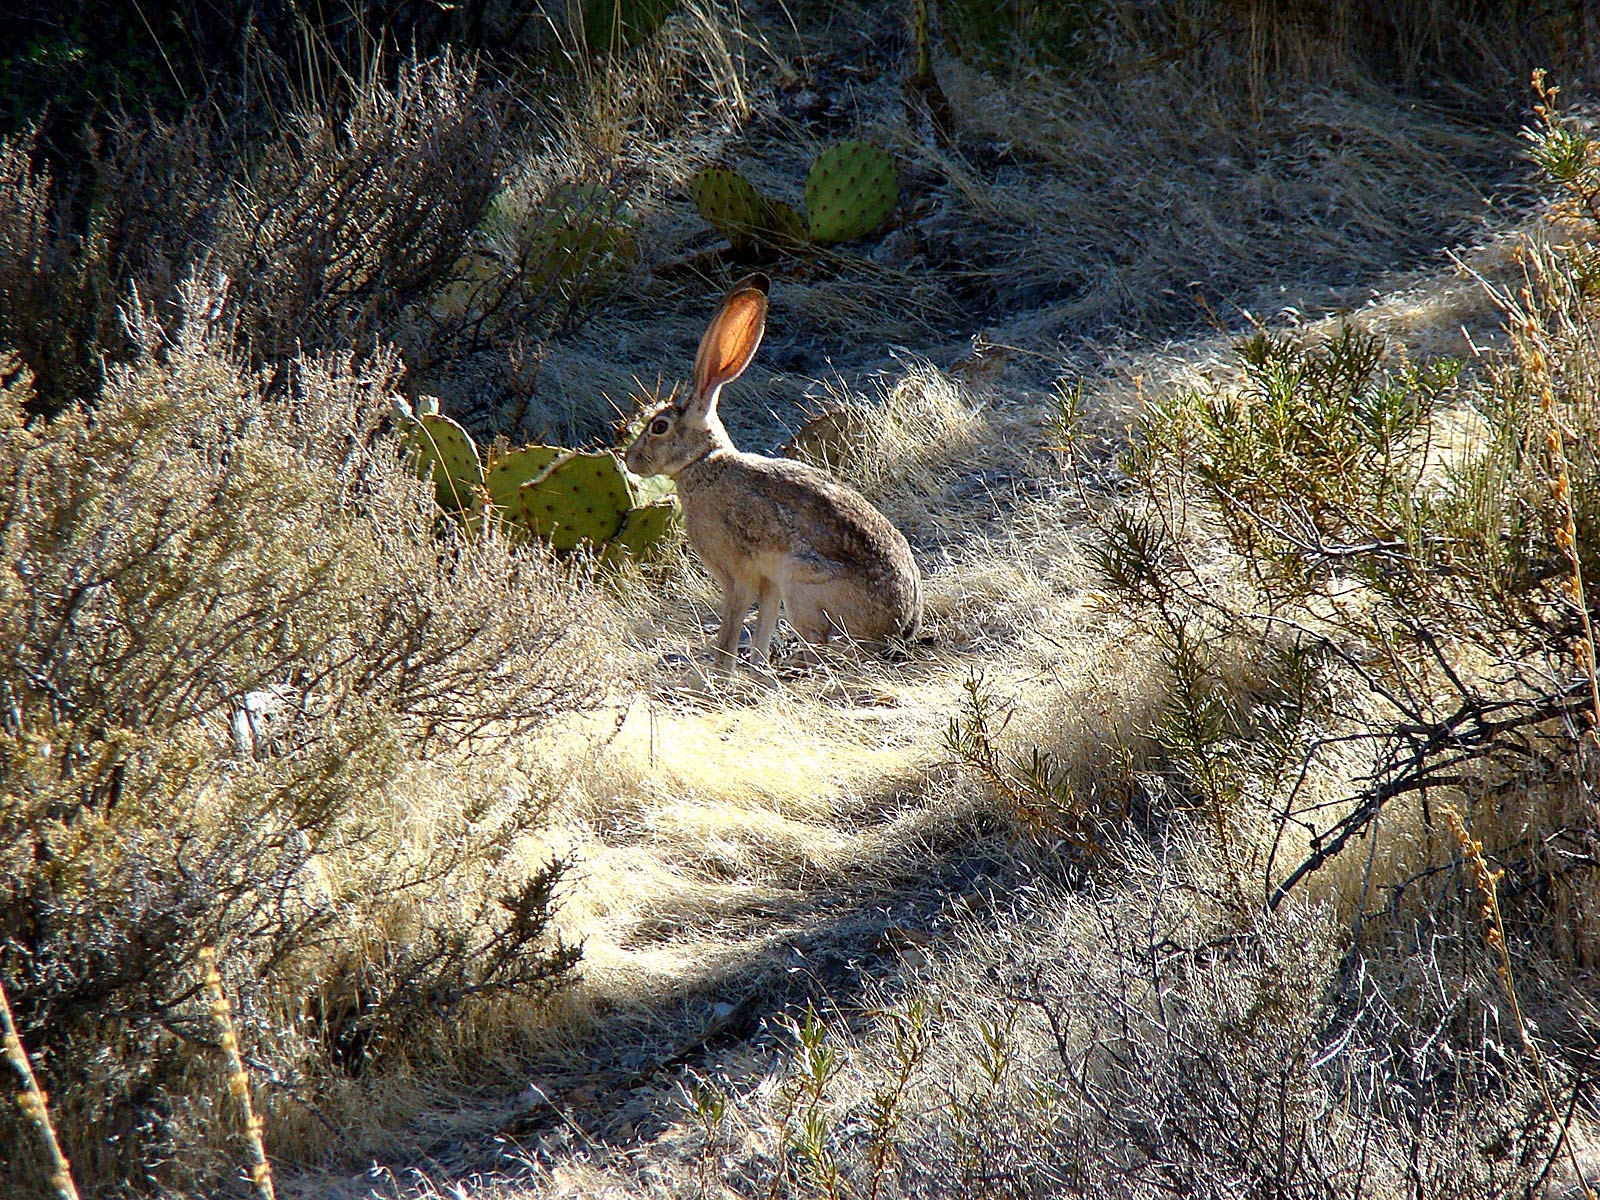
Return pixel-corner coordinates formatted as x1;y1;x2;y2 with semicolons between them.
787;584;891;667
781;589;835;666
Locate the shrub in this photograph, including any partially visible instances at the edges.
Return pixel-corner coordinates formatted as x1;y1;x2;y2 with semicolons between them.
212;53;503;365
0;53;509;418
0;282;617;1195
1086;240;1599;924
737;848;1554;1200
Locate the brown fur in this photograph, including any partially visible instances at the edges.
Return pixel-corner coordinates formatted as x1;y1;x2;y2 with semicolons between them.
625;274;922;673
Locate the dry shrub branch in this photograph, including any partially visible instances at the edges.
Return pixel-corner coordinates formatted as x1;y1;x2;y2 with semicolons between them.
0;281;617;1195
0;50;654;421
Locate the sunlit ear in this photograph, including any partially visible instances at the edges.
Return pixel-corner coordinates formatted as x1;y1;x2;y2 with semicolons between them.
688;273;769;418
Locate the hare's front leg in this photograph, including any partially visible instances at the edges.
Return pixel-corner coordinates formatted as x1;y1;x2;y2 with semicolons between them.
713;579;756;674
749;580;781;663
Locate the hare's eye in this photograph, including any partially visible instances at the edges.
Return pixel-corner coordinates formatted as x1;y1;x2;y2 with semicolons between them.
649;417;671;435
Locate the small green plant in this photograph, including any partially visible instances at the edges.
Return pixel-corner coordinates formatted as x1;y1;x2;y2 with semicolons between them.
689;141;899;252
862;999;933;1200
945;670;1130;852
784;1005;844;1200
680;1072;733;1192
395;397;681;564
1123;325;1456;594
1524;69;1600;230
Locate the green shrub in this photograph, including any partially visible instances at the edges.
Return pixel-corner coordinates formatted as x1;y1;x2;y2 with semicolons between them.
1085;211;1599;940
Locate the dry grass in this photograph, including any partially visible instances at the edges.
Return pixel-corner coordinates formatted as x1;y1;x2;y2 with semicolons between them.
7;3;1600;1198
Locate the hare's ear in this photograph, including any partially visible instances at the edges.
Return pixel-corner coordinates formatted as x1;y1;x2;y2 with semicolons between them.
689;273;769;415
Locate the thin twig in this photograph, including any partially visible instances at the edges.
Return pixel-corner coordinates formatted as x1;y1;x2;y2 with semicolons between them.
0;975;82;1200
200;947;277;1200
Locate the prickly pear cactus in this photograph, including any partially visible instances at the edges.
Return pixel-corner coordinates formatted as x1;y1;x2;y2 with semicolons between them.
485;446;564;516
517;451;633;552
627;467;678;506
803;141;899;244
764;198;809;248
690;143;900;252
476;446;563;543
403;412;484;513
689;167;772;252
396;400;678;563
519;181;639;306
602;499;680;567
581;0;677;50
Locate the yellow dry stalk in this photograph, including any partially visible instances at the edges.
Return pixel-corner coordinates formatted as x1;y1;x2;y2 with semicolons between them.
1518;305;1600;735
1443;805;1596;1199
199;947;277;1200
0;974;82;1200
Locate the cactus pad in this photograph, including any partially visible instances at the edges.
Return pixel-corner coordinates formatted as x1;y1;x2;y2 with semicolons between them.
521;182;638;305
689;167;771;252
482;445;563;541
601;499;681;566
486;446;564;513
764;198;809;248
803;141;899;244
625;467;677;506
517;450;632;552
404;413;484;512
581;0;677;50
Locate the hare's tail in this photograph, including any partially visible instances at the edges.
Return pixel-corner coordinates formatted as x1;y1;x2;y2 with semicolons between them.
889;572;928;649
899;571;925;642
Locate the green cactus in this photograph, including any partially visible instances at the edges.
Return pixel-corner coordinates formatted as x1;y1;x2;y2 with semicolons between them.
689;167;771;252
398;404;678;563
602;499;680;567
403;412;484;513
764;198;809;248
627;467;678;506
581;0;677;50
485;446;564;514
518;181;639;307
939;0;1100;71
479;445;562;542
803;141;899;244
689;142;898;251
517;450;633;552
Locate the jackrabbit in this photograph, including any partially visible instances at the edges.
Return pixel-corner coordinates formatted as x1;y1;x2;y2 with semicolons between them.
625;274;922;674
